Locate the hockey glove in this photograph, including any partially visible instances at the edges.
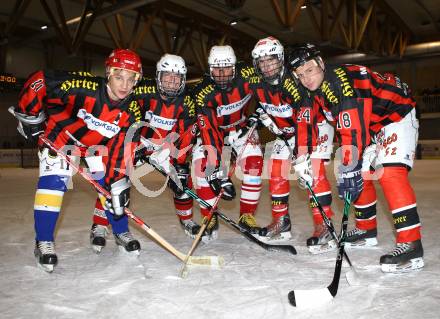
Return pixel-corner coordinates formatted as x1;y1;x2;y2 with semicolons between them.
228;112;260;148
337;161;364;202
133;147;149;167
9;107;46;143
246;111;262;130
148;147;171;172
206;167;236;201
293;154;313;189
168;163;190;197
255;107;284;136
105;177;131;220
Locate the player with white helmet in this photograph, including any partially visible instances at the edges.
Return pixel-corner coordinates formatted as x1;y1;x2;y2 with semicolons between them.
193;45;264;242
156;53;187;98
249;37;336;247
251;36;284;85
208;45;237;90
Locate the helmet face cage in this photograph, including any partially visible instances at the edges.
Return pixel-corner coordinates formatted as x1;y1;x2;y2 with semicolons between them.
252;53;284;85
105;48;142;83
208;45;237;89
252;37;285;84
156;54;187;98
209;65;236;89
157;71;186;98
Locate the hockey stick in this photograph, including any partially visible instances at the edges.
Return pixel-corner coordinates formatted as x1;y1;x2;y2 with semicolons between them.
288;193;352;307
150;163;297;256
260;107;354;259
178;123;259;277
305;183;359;287
39;136;222;267
183;188;297;254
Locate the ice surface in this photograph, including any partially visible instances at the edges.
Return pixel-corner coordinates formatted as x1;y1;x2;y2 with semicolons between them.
0;160;439;319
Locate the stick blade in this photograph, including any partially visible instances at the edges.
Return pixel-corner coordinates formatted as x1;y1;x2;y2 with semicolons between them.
288;288;333;308
345;268;362;286
179;255;225;279
187;255;225;267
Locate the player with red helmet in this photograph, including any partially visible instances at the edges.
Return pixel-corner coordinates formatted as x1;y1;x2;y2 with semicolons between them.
10;48;143;272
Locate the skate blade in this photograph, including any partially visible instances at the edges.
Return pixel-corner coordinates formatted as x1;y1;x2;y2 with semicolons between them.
91;245;104;254
257;232;292;244
308;240;337;254
183;230;197;239
36;260;55;273
117;245;140;256
201;231;218;244
345;268;362;286
345;237;378;248
381;257;424;273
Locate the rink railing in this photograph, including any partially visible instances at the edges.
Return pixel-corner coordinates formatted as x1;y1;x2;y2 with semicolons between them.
415;94;440;113
0;148;38;168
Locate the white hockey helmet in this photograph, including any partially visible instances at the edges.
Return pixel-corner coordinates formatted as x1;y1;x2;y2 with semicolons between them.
251;37;285;85
156;54;187;98
208;45;237;89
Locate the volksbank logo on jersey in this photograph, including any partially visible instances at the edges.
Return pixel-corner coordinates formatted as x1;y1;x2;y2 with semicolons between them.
148;113;177;131
77;109;120;138
259;102;293;118
216;94;252;117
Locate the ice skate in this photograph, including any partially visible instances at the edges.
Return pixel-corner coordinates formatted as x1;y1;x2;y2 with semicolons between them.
258;214;292;243
201;214;219;244
345;227;378;248
114;232;141;256
380;240;424;273
180;219;201;239
238;213;261;234
34;241;58;273
307;222;337;254
90;224;108;254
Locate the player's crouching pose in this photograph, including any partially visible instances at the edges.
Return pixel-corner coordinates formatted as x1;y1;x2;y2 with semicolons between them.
289;44;423;273
10;48;143;272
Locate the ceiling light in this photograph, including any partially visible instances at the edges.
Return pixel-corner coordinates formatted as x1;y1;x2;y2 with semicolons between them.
230;21;238;26
301;5;307;9
41;25;48;30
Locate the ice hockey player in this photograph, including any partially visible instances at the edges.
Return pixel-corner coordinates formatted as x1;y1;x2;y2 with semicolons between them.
11;48;143;272
250;36;336;249
90;54;199;245
288;43;424;273
135;54;199;238
193;45;264;242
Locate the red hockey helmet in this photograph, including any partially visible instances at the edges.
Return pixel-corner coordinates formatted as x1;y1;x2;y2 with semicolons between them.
105;48;142;79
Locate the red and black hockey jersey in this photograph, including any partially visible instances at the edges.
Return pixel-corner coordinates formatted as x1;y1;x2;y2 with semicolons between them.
315;64;416;161
134;78;197;165
193;62;257;165
16;70;139;185
250;73;319;156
